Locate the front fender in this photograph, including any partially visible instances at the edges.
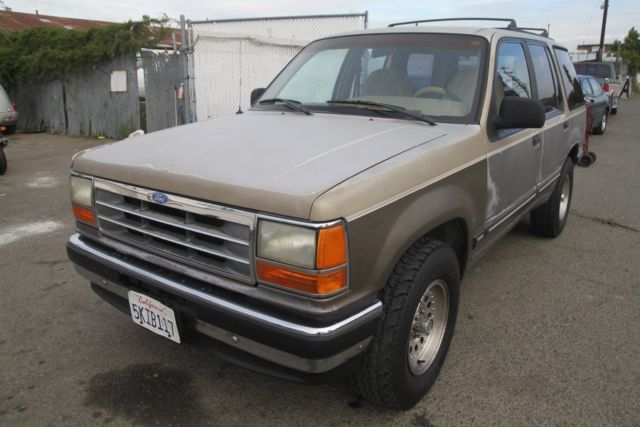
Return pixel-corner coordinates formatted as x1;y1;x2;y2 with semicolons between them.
346;159;486;300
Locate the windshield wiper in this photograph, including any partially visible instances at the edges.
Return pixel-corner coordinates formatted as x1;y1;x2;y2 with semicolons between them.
258;98;312;115
326;99;436;125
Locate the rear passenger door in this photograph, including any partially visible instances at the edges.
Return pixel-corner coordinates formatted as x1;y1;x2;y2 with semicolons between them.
527;42;565;189
551;47;586;176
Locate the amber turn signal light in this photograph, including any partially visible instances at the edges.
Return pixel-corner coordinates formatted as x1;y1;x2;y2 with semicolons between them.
316;224;347;269
256;261;347;295
73;205;96;225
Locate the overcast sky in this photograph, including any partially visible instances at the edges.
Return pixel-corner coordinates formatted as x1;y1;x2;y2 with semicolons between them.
8;0;640;50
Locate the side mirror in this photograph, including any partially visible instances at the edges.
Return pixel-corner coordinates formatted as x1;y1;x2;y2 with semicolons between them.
495;97;545;129
251;88;266;106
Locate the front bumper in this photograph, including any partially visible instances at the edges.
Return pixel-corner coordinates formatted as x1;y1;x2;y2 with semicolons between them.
67;233;381;380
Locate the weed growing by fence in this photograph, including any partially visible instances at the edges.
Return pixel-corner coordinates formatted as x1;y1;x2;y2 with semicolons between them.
0;18;168;89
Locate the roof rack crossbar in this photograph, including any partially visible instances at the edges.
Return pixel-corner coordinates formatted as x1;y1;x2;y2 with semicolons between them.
518;27;549;37
388;17;517;30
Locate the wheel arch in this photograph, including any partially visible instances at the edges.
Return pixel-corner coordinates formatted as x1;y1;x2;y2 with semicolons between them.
347;181;480;300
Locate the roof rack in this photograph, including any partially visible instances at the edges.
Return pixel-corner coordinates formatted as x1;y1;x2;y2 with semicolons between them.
388;17;518;30
518;27;549;37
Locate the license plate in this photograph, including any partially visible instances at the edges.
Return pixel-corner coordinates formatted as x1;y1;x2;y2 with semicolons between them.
128;291;181;343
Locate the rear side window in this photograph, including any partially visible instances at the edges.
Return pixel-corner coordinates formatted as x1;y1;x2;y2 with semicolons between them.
553;48;584;110
529;44;559;113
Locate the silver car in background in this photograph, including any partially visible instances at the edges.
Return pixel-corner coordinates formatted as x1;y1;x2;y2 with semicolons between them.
0;84;18;134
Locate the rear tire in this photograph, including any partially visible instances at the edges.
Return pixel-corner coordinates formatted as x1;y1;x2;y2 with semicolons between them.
611;97;618;115
3;125;16;135
530;157;574;237
356;238;460;410
593;111;608;135
0;149;6;175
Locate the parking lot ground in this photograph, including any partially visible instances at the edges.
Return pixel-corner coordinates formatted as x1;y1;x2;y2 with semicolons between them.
0;97;639;426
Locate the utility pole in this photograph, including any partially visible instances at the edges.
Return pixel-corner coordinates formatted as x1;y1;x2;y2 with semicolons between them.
597;0;609;61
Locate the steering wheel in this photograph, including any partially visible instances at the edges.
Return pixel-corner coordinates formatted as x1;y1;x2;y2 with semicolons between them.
414;86;460;102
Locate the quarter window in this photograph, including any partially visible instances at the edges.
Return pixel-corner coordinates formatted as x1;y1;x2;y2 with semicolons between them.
529;44;559;112
553;48;584;110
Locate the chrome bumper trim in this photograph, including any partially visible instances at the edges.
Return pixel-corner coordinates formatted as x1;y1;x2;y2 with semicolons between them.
193;321;371;373
77;265;372;373
68;233;382;337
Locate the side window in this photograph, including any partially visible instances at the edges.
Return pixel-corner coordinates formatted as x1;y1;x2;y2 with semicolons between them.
278;48;348;102
529;44;559;113
553;48;584;110
494;42;532;111
581;79;594;97
590;78;603;96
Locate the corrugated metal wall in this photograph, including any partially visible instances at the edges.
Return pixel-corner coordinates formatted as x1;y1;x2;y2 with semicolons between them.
13;80;66;132
191;14;367;120
14;55;140;139
142;53;187;132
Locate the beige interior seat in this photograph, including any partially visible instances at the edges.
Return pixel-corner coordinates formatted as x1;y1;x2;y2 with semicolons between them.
362;69;413;97
446;68;479;111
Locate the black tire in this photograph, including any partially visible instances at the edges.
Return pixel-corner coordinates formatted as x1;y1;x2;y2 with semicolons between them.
356;238;460;410
0;149;6;175
611;97;618;115
593;110;608;135
530;157;574;237
3;124;16;135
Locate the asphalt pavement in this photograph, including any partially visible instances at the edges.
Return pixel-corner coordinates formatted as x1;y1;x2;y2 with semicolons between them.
0;97;638;426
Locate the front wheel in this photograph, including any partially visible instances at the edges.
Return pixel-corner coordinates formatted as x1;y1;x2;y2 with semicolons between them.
356;238;460;410
530;157;574;237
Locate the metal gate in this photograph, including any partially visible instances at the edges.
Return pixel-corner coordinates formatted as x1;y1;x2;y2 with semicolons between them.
190;13;368;120
141;52;188;133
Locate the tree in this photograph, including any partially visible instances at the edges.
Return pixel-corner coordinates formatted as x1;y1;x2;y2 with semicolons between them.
621;27;640;76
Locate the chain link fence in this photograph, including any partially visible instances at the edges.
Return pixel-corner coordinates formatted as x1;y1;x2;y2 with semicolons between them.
190;13;367;120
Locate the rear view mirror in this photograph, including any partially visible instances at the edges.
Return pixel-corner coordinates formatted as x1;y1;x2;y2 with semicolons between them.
251;88;266;106
495;97;545;129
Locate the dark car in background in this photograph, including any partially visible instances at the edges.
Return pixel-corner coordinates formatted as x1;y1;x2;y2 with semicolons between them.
579;75;609;135
574;61;620;115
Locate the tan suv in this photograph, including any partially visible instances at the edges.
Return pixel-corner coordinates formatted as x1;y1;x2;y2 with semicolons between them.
67;18;585;409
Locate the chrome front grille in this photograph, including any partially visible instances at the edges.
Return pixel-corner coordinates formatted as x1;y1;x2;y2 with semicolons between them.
94;179;255;283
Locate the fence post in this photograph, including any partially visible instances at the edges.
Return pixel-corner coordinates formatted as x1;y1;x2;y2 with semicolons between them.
180;14;191;124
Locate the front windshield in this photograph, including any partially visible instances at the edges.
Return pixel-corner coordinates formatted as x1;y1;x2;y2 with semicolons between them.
257;33;487;123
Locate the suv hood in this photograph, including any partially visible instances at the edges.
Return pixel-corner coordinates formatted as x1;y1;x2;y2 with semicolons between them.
73;112;445;219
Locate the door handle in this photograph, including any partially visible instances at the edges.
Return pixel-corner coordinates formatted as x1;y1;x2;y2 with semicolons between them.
563;122;570;130
532;134;542;146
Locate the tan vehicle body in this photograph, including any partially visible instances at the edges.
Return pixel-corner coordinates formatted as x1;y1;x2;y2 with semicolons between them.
68;23;585;407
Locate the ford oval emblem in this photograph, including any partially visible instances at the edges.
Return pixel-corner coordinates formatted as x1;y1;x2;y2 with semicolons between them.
150;192;169;204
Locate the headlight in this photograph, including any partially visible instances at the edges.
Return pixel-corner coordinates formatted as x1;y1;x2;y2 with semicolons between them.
256;218;348;296
257;220;316;269
70;175;96;225
70;175;93;207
